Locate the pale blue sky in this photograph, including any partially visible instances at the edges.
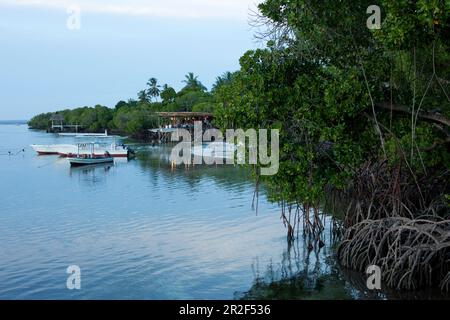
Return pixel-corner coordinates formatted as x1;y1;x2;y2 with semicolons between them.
0;0;262;120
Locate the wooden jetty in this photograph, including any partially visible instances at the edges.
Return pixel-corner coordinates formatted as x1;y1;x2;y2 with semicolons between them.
48;114;84;133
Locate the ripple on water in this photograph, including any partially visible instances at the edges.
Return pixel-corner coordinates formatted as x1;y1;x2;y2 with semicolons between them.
0;125;332;299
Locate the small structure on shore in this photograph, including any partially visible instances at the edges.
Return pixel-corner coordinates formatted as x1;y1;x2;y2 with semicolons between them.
50;113;65;131
49;113;84;133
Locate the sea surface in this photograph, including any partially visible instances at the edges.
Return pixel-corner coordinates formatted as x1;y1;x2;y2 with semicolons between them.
0;123;447;300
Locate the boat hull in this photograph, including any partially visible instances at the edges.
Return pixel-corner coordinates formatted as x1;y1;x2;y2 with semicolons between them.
31;144;63;155
68;157;114;167
37;151;59;155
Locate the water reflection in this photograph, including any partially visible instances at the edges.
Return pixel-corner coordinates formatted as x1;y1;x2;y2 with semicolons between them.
0;126;285;299
135;145;256;193
70;163;114;174
1;125;449;299
237;234;450;300
235;217;354;300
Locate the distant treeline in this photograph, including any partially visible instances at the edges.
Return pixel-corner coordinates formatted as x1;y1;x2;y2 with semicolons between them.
28;72;234;138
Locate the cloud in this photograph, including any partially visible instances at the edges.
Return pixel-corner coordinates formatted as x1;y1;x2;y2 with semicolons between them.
0;0;261;20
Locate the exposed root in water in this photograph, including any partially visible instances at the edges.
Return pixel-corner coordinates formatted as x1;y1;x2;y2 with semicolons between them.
273;159;449;291
279;202;326;244
335;161;450;291
338;217;450;291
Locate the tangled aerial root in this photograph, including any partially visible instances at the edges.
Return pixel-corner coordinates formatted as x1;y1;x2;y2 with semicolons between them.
344;161;449;227
338;217;450;291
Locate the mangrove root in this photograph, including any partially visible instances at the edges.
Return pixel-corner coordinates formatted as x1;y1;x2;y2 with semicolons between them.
338;217;450;291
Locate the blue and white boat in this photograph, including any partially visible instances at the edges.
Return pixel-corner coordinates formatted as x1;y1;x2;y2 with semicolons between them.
67;143;114;167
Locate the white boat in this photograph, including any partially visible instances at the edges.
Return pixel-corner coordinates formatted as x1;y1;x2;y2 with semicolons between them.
30;144;74;155
67;143;114;167
62;143;131;158
191;142;239;161
31;142;133;158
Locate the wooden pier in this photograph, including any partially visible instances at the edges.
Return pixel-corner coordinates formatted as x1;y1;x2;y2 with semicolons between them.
48;114;84;133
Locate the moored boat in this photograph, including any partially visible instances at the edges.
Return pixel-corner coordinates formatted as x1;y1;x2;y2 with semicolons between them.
31;142;133;158
68;156;114;167
30;144;72;155
67;143;114;167
191;142;244;162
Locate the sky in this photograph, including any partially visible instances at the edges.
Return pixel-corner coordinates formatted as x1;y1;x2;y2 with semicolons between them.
0;0;263;120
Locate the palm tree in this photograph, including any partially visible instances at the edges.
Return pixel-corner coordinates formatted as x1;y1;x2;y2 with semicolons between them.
182;72;206;91
160;84;177;104
137;90;149;104
212;71;234;92
146;78;161;102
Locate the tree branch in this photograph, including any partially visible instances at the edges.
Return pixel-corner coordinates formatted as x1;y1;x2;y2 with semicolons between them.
375;102;450;127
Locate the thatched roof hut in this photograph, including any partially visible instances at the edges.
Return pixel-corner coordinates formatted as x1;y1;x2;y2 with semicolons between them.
50;113;65;122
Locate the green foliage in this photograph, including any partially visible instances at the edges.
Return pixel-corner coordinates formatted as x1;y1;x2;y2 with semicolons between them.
146;78;161;102
113;105;158;135
160;84;177;104
29;73;216;137
212;71;236;93
181;72;207;92
192;102;219;113
114;100;128;109
29;106;114;132
214;0;450;206
175;91;212;112
28;112;53;129
137;90;149;104
374;0;450;48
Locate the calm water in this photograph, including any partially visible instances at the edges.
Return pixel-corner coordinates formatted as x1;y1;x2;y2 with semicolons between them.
0;124;297;299
0;124;447;300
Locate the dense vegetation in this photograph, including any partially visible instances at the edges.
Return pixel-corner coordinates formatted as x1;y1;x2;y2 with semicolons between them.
213;0;449;218
212;0;450;290
28;72;229;138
